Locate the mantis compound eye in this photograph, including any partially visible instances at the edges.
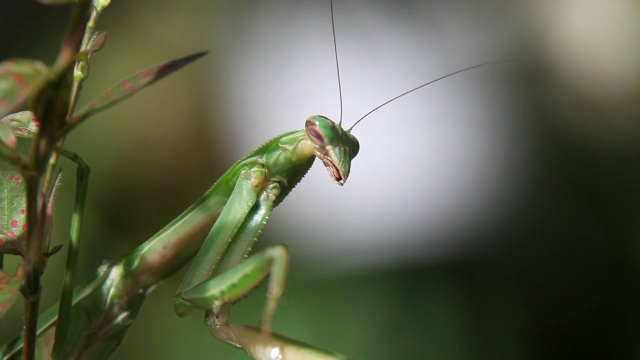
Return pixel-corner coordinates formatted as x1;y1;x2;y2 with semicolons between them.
305;115;337;147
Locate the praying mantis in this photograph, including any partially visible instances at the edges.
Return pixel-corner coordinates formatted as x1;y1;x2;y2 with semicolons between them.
0;1;514;359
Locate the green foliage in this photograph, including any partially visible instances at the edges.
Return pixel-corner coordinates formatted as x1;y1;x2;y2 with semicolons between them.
1;111;40;139
0;60;48;118
0;123;17;149
0;265;22;321
0;1;205;358
68;51;207;133
0;170;26;321
0;171;27;255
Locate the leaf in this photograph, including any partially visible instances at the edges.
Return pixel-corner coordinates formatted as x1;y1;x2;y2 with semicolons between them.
0;59;49;117
0;170;27;254
87;32;107;54
0;122;17;149
70;51;207;126
0;265;23;320
1;111;40;139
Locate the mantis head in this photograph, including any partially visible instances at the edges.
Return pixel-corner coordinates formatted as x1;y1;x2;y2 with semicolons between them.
305;115;360;186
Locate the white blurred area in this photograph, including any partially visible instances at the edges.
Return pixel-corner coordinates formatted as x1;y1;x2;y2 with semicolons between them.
531;0;640;103
207;0;525;272
527;0;640;144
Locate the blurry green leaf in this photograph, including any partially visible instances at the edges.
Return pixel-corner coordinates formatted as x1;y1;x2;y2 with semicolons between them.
1;111;39;139
0;265;23;320
0;60;49;117
0;121;19;163
0;170;27;254
0;122;17;149
70;51;207;127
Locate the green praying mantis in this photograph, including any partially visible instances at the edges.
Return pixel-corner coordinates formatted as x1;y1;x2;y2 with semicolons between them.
0;1;513;359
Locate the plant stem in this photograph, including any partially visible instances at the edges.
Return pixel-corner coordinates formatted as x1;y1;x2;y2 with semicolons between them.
22;170;45;360
21;2;93;358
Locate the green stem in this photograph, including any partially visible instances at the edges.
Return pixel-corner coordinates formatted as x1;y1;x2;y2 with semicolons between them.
42;0;92;194
22;170;44;360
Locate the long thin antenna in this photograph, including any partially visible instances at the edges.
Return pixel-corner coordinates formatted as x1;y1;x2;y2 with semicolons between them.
347;59;516;132
330;0;344;125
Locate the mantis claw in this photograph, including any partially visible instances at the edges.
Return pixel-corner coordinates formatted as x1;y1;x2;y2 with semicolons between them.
206;305;242;348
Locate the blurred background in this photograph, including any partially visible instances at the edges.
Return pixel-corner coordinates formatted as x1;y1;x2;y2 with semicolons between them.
1;0;639;358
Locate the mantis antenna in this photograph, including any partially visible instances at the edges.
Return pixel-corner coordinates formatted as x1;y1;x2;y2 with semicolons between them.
327;1;515;133
346;59;516;132
330;0;344;126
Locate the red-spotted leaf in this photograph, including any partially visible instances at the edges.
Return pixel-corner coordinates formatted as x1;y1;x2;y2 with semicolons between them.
70;51;207;126
0;170;27;254
0;122;19;162
0;265;23;320
0;122;17;149
1;111;40;139
0;59;49;117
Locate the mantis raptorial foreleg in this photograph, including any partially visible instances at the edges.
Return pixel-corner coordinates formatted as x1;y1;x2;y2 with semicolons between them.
174;166;290;342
